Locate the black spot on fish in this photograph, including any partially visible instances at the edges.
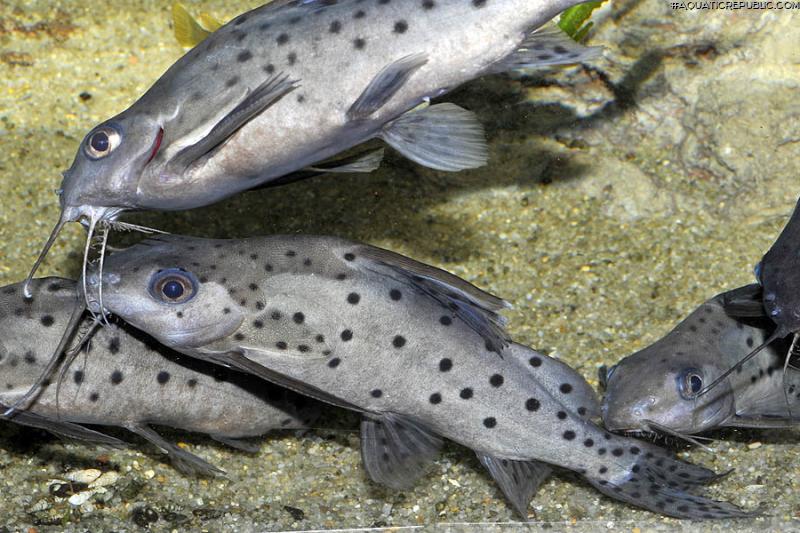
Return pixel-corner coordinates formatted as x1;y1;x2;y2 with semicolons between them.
393;20;408;33
529;356;542;367
13;308;23;317
489;374;504;387
24;352;35;364
293;312;305;324
390;289;402;301
584;438;594;447
612;448;624;456
439;358;452;371
277;33;290;45
111;370;123;385
460;388;473;399
526;398;540;411
226;77;240;87
473;0;487;7
316;334;325;343
259;22;271;31
73;371;84;384
187;379;197;388
557;411;567;420
264;63;276;74
563;430;576;440
483;417;497;428
253;320;264;329
237;50;253;63
353;38;366;49
223;307;231;314
89;392;99;402
249;283;259;291
354;10;366;18
392;335;406;348
256;301;265;310
371;389;382;398
429;393;442;404
286;250;296;257
109;338;120;354
422;0;435;8
439;315;452;326
157;371;170;384
344;253;355;261
336;273;347;280
347;293;360;304
276;341;288;350
40;315;54;327
330;20;342;33
176;311;183;318
560;383;573;394
598;448;606;455
298;345;310;353
577;406;587;416
272;311;282;320
235;332;246;341
746;337;754;347
328;358;341;368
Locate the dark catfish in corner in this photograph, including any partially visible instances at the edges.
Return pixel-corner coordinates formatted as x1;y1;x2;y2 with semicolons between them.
27;0;601;288
603;286;800;437
86;235;752;519
0;278;318;476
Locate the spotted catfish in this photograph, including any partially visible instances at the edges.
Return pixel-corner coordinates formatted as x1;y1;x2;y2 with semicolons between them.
718;198;800;393
27;0;601;290
0;278;318;476
86;235;751;519
602;286;800;439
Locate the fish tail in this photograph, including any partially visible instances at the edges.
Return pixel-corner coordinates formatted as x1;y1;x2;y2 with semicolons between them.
584;442;755;519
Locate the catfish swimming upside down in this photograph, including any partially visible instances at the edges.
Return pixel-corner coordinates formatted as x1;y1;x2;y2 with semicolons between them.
0;278;318;475
26;0;600;292
82;234;752;519
602;286;800;440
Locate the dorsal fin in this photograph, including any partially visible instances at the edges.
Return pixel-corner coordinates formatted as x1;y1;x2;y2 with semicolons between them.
355;245;511;353
722;284;766;318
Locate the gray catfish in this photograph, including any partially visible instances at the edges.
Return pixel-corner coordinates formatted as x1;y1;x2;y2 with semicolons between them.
26;0;600;290
84;234;751;519
602;286;800;438
0;278;319;476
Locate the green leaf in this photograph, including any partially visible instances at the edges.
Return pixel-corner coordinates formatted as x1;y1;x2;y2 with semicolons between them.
558;1;607;42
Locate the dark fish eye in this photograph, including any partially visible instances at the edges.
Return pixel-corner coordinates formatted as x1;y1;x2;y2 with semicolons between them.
677;368;704;399
149;268;198;305
84;125;121;159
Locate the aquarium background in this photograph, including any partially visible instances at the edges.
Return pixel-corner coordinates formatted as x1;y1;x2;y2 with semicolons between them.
0;1;798;530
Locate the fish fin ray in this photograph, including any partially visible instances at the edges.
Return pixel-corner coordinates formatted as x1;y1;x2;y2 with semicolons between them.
488;24;602;74
476;453;551;518
380;103;488;171
356;244;510;352
169;73;298;173
225;350;364;412
127;423;225;477
360;413;443;490
4;407;123;446
172;2;214;48
305;148;385;174
722;284;767;318
347;53;429;120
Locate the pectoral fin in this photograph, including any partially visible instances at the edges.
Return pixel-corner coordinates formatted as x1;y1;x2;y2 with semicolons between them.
169;74;298;173
127;423;224;477
476;453;551;518
347;53;428;120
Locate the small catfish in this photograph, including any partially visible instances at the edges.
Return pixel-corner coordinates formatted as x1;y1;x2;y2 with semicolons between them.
0;278;318;476
85;235;751;519
708;199;800;394
26;0;601;292
602;287;800;439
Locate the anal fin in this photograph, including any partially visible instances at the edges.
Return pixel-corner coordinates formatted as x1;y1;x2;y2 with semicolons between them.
360;413;443;490
476;453;551;518
169;73;298;173
488;24;602;74
305;148;385;174
379;103;488;171
347;53;428;120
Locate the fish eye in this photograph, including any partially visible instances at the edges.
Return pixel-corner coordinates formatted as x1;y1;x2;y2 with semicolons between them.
84;126;121;159
149;268;198;305
677;368;704;399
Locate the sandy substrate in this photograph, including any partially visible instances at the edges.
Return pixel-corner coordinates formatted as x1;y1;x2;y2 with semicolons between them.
0;1;798;531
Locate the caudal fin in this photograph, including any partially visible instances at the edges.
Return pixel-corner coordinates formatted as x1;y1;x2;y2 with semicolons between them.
586;445;755;519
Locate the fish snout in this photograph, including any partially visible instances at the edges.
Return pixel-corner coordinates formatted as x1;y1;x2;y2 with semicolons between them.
603;395;656;432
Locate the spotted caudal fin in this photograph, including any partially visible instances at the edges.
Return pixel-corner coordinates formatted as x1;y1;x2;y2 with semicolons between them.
488;25;602;74
379;103;489;172
477;453;551;518
585;445;754;519
360;413;443;490
355;244;510;353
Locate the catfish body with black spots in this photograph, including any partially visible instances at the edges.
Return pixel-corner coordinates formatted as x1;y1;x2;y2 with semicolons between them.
603;286;800;437
88;235;751;519
30;0;601;287
0;278;319;476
